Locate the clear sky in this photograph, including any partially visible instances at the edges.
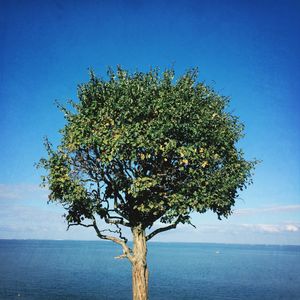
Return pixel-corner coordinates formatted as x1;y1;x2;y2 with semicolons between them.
0;0;299;244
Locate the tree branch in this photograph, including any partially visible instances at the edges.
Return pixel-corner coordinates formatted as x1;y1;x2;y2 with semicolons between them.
92;218;134;263
67;223;94;230
105;216;130;227
66;218;133;262
146;216;183;241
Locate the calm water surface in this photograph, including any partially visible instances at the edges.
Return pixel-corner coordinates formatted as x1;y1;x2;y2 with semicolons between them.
0;240;299;299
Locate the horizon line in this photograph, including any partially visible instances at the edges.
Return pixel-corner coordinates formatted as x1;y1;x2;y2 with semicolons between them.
1;238;299;247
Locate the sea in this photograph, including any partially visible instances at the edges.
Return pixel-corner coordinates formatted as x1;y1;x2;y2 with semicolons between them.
0;240;299;300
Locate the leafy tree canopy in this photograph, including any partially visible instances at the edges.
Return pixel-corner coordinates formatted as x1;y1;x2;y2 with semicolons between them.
38;66;256;242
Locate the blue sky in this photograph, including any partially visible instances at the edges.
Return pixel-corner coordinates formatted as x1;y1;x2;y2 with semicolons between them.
0;0;299;244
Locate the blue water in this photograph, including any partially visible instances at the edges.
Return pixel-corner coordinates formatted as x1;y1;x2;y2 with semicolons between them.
0;240;299;299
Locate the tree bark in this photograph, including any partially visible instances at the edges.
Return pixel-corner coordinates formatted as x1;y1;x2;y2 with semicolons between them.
132;226;148;300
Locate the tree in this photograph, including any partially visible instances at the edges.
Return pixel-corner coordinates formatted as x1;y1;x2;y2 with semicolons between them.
38;67;256;300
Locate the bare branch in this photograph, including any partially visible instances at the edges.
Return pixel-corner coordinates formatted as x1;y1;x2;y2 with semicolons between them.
67;223;94;230
114;223;127;242
66;219;133;262
114;253;128;259
92;218;134;263
98;224;127;243
105;216;130;227
146;216;183;241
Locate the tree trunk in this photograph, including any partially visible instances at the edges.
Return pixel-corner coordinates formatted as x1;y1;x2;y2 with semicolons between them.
132;226;148;300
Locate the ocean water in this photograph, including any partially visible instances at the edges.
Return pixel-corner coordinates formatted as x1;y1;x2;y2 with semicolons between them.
0;240;299;300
